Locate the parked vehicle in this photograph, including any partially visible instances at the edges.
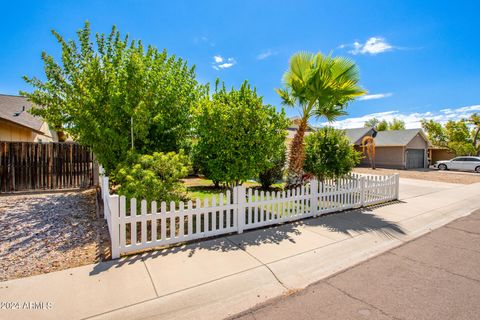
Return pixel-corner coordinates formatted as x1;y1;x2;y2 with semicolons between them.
434;156;480;173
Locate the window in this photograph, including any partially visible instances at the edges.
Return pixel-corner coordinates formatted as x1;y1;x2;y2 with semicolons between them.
464;158;480;162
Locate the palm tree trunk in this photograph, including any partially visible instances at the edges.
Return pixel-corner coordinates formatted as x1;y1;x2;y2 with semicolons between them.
287;118;308;187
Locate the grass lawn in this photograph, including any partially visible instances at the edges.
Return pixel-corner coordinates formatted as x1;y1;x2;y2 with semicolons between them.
182;176;284;202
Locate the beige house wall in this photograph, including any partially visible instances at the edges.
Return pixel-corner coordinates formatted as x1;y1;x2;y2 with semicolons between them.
0;120;34;141
0;119;57;142
33;122;57;142
356;145;405;168
374;146;405;168
430;149;455;163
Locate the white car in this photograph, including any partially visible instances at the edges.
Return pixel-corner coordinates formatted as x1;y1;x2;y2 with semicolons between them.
435;156;480;173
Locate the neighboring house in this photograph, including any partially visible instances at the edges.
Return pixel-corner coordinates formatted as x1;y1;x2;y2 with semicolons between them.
344;127;430;169
285;117;314;146
0;94;58;142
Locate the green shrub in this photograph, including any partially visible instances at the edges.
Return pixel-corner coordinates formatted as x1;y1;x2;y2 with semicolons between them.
194;80;289;188
114;152;190;202
259;144;286;189
304;127;361;180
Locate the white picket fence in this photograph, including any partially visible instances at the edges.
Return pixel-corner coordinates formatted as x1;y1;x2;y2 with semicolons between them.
99;170;399;259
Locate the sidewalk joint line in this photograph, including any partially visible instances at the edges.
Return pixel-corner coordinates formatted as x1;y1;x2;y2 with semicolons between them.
225;237;290;291
142;259;159;297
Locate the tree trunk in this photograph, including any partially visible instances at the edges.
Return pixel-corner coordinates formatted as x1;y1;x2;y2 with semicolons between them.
474;127;480;155
287;118;308;187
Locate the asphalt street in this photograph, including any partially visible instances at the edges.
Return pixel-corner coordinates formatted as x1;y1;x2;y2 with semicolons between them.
231;209;480;320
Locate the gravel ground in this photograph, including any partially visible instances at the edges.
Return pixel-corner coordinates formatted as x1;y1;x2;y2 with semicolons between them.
0;189;110;282
354;167;480;184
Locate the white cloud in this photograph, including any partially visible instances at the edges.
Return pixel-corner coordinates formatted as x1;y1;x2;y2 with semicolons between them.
212;56;236;70
319;104;480;129
194;36;215;47
343;37;394;55
256;49;277;60
358;93;393;101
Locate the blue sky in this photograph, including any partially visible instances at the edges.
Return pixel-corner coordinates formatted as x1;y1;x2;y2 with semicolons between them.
1;0;479;128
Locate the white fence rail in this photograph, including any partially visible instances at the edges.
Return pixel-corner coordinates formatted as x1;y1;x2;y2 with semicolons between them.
99;171;399;259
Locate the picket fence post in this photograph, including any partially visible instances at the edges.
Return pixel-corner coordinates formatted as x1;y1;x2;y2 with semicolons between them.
109;194;120;259
394;173;400;200
236;186;246;234
102;176;109;220
310;179;319;217
360;176;366;207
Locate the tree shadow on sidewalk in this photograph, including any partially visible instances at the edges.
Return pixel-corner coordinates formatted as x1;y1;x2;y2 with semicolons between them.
303;201;407;239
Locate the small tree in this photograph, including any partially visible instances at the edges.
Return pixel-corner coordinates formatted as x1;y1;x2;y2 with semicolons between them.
376;120;389;131
421;119;447;146
195;81;289;188
258;143;286;189
114;152;190;202
22;22;203;172
389;118;406;130
304;127;361;181
421;118;478;156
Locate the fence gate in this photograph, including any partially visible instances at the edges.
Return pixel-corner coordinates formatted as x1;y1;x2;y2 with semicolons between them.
0;141;93;193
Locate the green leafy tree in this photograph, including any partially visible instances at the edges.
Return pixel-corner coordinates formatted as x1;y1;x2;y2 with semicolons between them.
365;118;405;131
376;120;389;131
421;119;447;146
389;118;406;130
364;117;379;128
304;127;361;181
421;118;477;156
276;52;366;186
195;81;289;188
114;152;190;202
22;22;203;172
445;120;472;143
467;113;480;149
258;143;286;189
447;141;477;156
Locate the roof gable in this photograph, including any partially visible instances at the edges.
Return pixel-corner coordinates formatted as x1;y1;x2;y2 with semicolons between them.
0;94;44;132
343;127;375;145
374;128;428;147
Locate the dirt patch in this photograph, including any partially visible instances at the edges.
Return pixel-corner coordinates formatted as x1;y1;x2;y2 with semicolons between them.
354;167;480;184
0;189;110;281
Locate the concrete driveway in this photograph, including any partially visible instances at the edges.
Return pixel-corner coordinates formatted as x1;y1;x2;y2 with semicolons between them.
354;167;480;184
398;177;460;200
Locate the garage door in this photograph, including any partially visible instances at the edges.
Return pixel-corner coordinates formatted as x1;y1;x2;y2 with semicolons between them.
406;149;425;169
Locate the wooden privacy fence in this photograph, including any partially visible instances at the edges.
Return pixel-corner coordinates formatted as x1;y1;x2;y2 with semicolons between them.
0;142;93;193
100;170;400;259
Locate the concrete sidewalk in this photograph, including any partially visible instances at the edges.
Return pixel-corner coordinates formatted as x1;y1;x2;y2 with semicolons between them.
2;178;480;320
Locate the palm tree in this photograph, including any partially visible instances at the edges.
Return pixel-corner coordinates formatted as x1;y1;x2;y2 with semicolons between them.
276;52;366;186
362;135;376;169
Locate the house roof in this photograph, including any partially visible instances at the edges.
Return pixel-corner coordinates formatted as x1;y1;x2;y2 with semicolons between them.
374;128;429;147
0;94;44;133
343;127;375;145
343;126;430;147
